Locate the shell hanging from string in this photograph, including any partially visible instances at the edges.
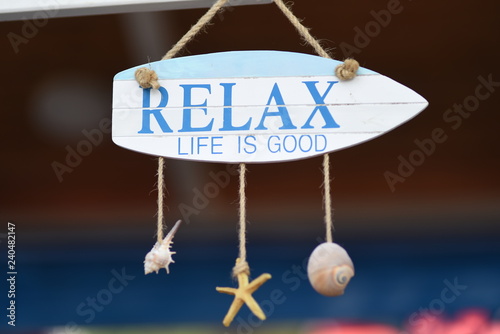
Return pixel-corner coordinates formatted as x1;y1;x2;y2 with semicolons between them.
144;220;182;274
307;242;354;297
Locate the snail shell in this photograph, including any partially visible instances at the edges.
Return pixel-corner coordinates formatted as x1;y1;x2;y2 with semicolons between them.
144;220;182;275
307;242;354;297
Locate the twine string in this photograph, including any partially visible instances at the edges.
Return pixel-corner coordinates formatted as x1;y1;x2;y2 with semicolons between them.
233;163;250;277
238;163;247;263
135;0;230;244
273;0;359;80
135;0;359;89
273;0;361;243
157;157;165;243
273;0;331;59
135;0;360;251
335;58;360;80
135;0;229;88
323;154;333;243
162;0;230;61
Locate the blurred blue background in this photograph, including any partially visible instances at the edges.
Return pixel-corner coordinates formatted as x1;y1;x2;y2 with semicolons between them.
6;233;500;331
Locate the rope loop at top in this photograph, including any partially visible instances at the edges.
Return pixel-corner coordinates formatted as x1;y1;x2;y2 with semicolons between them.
232;259;250;278
133;0;359;90
335;58;360;80
135;67;160;89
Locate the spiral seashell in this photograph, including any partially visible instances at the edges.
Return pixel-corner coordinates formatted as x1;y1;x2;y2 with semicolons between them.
144;220;182;275
307;242;354;297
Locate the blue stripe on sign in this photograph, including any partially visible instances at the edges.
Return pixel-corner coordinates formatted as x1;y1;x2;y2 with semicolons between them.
114;50;377;80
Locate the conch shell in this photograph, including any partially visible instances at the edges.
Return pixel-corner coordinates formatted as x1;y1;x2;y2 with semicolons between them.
144;220;182;274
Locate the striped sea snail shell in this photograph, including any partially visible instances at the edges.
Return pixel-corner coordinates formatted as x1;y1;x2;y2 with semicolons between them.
307;242;355;297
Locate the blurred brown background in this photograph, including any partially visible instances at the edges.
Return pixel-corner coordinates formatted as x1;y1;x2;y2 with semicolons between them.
1;0;499;242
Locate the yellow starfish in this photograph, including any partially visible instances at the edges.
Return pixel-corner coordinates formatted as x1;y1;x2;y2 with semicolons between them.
216;259;272;327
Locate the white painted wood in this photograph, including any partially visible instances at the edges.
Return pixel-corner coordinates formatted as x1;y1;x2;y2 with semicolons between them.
113;76;423;110
0;0;272;22
113;104;421;137
112;51;428;163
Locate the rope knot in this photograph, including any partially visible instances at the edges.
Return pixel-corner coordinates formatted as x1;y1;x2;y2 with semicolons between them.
232;258;250;278
335;58;359;81
135;67;160;89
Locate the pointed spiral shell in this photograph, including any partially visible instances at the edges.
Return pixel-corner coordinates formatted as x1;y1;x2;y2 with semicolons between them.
144;241;176;274
144;220;181;275
307;242;354;297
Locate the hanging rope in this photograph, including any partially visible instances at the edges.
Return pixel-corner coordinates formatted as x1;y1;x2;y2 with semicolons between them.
322;154;333;243
135;0;229;243
135;0;229;88
273;0;331;59
273;0;360;243
233;163;250;277
135;0;359;88
273;0;359;80
161;0;230;61
156;157;165;242
134;0;359;249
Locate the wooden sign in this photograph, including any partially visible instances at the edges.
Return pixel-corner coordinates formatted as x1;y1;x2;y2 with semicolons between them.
112;51;428;163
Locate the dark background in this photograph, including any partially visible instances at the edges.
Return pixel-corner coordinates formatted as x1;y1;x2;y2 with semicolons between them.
0;0;499;332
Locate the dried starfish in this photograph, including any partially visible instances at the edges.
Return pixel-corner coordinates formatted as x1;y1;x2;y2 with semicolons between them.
216;259;272;327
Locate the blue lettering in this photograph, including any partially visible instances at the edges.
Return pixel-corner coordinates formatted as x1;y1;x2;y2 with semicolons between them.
301;81;340;129
244;136;257;154
268;136;281;153
315;135;327;152
179;84;214;132
138;87;173;134
219;83;252;131
267;135;326;154
177;137;188;155
255;83;297;130
211;136;223;155
283;135;297;153
197;136;209;154
299;135;313;152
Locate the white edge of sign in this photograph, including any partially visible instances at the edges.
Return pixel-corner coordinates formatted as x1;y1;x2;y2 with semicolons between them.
0;0;273;22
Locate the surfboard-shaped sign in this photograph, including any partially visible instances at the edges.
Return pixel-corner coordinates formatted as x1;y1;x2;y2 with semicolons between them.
112;51;428;163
